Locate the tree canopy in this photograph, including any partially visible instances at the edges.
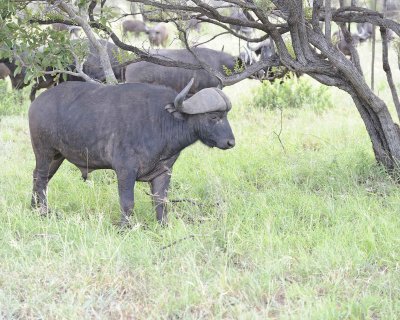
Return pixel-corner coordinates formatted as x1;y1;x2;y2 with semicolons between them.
1;0;400;170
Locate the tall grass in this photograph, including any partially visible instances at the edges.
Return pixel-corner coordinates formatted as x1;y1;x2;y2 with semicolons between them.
0;81;30;117
252;76;334;112
0;76;399;318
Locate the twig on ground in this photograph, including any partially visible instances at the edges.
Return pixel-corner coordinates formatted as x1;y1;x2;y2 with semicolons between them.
160;235;195;250
170;199;198;205
273;107;286;154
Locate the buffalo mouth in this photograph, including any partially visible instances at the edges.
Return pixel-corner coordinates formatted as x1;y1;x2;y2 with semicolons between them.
218;143;234;150
201;138;217;148
201;137;235;150
205;140;235;150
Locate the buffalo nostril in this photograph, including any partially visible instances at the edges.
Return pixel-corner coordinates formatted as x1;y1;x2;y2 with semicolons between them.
227;139;235;148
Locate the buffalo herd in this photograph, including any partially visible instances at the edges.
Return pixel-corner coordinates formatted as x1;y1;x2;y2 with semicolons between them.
1;3;396;224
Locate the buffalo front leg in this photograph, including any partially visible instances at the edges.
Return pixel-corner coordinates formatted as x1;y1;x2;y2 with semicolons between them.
116;169;137;227
150;172;171;225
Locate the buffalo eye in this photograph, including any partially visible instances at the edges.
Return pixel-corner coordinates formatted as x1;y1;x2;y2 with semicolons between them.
209;114;220;121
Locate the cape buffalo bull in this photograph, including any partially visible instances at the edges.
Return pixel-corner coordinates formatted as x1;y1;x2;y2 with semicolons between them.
29;79;235;226
125;47;246;95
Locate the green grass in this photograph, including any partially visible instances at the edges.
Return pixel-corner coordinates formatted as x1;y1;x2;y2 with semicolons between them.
1;76;400;319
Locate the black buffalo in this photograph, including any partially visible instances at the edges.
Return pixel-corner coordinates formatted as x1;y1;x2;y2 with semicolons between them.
29;79;235;225
125;47;245;95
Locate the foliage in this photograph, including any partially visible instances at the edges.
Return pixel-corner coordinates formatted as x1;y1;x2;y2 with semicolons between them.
252;76;334;112
285;40;296;59
140;4;164;21
222;58;244;76
0;0;120;84
255;0;275;11
0;18;80;84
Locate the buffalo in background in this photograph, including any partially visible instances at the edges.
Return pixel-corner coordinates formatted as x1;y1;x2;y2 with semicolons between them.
125;47;252;95
333;30;361;58
122;20;148;38
52;23;81;39
147;23;169;47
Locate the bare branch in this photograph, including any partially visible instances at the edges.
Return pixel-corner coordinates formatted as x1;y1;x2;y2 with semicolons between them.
325;0;332;41
381;26;400;121
56;0;117;84
273;107;286;154
192;31;230;48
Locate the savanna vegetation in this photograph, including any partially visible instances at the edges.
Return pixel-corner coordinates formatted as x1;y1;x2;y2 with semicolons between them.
1;44;400;318
1;0;400;318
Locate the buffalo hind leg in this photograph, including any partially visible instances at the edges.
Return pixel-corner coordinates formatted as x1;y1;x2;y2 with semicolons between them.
31;155;52;215
150;172;171;225
48;155;65;181
31;152;64;215
116;169;137;227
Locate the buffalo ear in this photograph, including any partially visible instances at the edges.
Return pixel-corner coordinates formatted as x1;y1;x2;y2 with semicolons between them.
165;103;185;120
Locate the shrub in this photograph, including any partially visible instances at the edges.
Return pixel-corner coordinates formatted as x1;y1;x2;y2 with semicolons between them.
252;75;334;112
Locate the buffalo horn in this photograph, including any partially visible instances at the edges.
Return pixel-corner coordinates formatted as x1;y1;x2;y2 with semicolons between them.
242;45;253;65
247;38;270;52
180;88;232;114
174;78;194;111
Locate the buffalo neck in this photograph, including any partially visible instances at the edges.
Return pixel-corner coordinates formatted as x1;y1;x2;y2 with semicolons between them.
160;112;198;157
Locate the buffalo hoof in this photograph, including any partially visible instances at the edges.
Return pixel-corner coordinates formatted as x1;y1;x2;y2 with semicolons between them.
117;218;133;231
34;206;59;219
157;217;168;227
116;220;147;233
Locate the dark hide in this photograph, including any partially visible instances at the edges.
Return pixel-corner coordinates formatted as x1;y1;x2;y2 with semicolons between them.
125;47;242;95
29;82;235;225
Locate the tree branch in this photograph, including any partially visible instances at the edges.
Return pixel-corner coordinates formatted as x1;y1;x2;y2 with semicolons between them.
57;0;117;84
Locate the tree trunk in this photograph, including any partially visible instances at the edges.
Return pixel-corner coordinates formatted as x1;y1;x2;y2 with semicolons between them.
348;89;400;169
58;2;117;85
